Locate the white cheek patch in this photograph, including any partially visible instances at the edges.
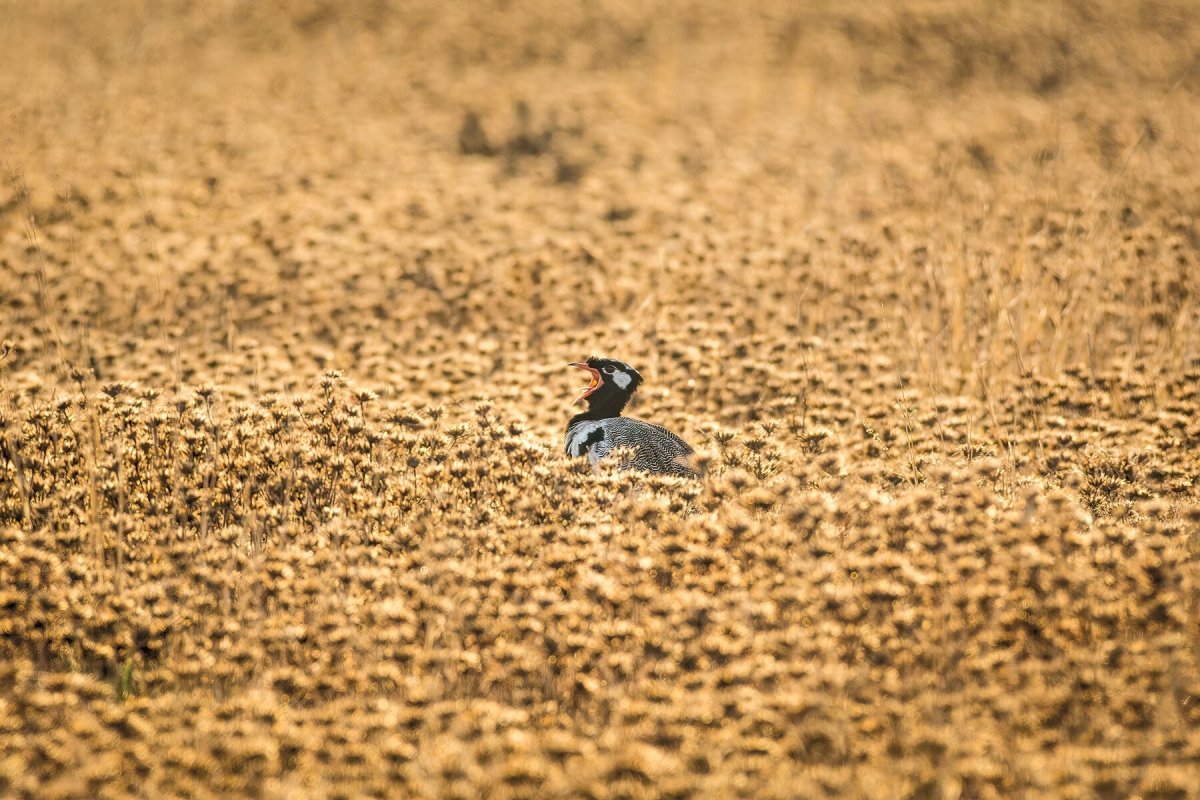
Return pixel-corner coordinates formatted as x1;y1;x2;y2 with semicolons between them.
611;369;632;389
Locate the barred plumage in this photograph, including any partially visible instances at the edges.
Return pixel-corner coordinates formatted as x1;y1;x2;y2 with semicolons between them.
566;417;697;475
565;357;699;477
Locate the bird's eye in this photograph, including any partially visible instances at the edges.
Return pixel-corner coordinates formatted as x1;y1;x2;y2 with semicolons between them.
602;366;615;374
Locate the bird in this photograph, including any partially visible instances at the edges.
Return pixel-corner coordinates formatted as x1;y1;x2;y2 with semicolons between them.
564;357;699;476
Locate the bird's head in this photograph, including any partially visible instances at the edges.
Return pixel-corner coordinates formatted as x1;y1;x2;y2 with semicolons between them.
569;356;643;414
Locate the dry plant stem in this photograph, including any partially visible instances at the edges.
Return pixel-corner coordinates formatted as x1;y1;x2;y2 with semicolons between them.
0;433;35;524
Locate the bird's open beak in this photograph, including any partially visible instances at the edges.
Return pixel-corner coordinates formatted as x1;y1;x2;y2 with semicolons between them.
569;362;602;405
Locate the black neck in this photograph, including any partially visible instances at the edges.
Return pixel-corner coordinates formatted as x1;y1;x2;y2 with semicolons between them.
569;394;628;426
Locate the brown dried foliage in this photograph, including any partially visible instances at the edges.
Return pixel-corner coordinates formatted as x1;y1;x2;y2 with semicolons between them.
2;1;1200;798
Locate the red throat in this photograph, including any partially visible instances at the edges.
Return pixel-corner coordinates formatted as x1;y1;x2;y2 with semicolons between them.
569;362;602;406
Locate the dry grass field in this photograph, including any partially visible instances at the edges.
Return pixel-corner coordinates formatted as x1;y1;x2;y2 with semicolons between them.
2;1;1200;798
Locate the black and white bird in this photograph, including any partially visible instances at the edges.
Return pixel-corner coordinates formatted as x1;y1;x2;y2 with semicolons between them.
565;357;698;476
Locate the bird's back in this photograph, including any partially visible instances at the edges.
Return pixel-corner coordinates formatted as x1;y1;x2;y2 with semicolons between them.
593;417;697;476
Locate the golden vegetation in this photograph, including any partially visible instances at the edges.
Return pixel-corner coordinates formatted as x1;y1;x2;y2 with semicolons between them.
2;1;1200;797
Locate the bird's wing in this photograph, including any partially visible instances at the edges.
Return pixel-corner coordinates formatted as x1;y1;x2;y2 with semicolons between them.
608;418;697;475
